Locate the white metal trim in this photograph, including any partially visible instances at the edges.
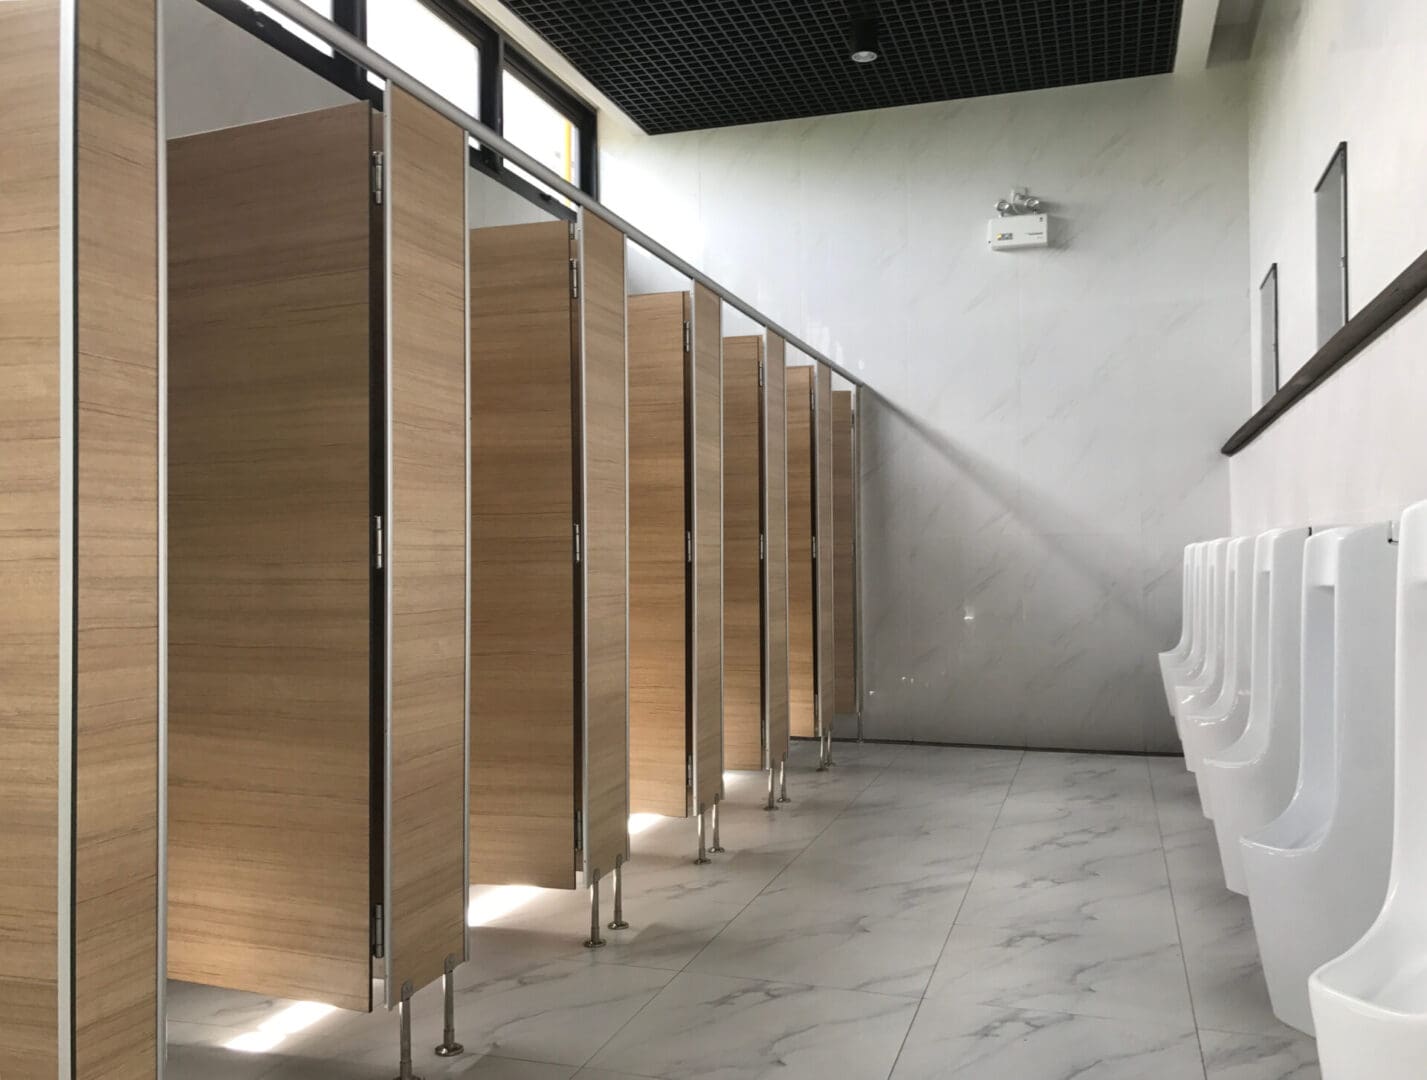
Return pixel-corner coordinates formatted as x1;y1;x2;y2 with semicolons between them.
155;0;170;1068
461;140;472;958
380;100;395;1008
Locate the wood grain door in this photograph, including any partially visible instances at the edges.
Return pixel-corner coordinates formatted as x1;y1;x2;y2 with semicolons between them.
577;210;630;880
721;336;764;771
690;284;724;807
167;103;375;1012
384;87;469;1001
763;333;790;767
469;219;577;889
628;291;689;818
814;364;835;740
785;365;815;739
833;390;857;715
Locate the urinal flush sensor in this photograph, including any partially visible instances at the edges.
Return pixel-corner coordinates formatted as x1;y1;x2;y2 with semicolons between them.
987;214;1050;250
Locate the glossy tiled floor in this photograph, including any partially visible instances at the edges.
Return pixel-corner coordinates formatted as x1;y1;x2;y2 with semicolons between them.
167;740;1320;1079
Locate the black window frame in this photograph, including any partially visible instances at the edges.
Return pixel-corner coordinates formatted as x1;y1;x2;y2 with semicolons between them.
192;0;598;204
1313;141;1349;347
1259;262;1280;397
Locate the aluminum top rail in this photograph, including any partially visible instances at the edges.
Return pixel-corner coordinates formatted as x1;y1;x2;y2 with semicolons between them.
260;0;868;390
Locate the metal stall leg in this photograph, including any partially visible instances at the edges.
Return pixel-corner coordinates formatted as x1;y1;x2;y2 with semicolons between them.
433;954;464;1057
778;754;790;803
695;804;711;864
764;765;779;811
392;981;423;1080
825;723;836;767
608;854;630;930
817;726;829;772
709;794;726;853
584;869;606;948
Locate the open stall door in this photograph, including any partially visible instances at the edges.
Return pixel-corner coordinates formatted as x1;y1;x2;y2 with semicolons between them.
469;219;578;889
167;103;376;1011
577;210;630;881
628;292;690;818
833;390;857;715
722;336;764;770
785;365;815;738
383;87;469;1001
690;284;724;808
814;364;835;742
763;333;790;768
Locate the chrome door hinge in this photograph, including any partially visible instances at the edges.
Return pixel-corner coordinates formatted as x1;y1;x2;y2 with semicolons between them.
683;320;692;355
812;535;819;560
758;359;765;387
759;533;766;561
573;522;582;564
371;150;384;205
574;809;584;849
686;530;693;564
374;515;384;570
372;904;385;958
810;386;815;411
686;756;693;786
570;259;580;299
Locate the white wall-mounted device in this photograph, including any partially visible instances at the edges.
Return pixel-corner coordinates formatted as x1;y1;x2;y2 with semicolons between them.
987;213;1050;251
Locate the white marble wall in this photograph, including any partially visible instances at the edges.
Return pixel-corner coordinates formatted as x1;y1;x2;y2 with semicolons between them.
1231;0;1427;532
601;71;1249;752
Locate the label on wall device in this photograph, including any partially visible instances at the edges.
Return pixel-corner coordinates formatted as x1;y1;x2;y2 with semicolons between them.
987;214;1050;250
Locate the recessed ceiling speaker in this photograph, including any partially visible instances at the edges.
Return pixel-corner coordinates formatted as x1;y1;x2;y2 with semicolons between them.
850;13;880;63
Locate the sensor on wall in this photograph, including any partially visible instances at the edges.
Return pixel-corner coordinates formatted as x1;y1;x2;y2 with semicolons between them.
988;214;1050;250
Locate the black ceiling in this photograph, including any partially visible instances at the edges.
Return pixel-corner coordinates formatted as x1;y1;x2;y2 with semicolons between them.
500;0;1186;135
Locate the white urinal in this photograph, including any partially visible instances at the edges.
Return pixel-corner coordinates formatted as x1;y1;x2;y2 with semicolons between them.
1201;526;1309;894
1175;538;1232;751
1310;501;1427;1077
1160;543;1203;714
1180;536;1255;816
1240;523;1396;1034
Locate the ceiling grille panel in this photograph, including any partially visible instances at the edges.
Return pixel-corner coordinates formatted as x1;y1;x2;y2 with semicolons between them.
500;0;1184;134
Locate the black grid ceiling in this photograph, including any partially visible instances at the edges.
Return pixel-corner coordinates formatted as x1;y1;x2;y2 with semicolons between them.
501;0;1184;135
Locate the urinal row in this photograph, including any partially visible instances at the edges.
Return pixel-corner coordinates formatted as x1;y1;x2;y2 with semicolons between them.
1158;501;1427;1078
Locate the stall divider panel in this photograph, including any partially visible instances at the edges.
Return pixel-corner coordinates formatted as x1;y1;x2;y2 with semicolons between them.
832;391;857;715
168;103;374;1012
2;2;65;1071
721;336;764;770
691;284;724;807
384;87;469;1002
813;364;835;741
763;333;790;768
785;366;815;739
469;220;578;889
577;210;630;879
76;0;162;1069
627;291;689;817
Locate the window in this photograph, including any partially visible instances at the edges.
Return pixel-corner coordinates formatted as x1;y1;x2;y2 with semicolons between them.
246;0;334;55
366;0;481;118
1315;142;1348;347
1258;264;1279;405
501;52;598;198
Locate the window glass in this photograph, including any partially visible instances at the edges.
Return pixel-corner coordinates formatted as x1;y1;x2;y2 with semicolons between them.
368;0;481;118
1315;144;1348;347
247;0;334;56
502;69;580;203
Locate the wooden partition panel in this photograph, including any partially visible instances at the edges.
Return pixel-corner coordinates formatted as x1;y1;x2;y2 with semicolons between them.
814;364;835;739
168;104;374;1012
722;336;764;771
833;391;857;714
469;219;577;889
76;1;161;1068
578;211;630;878
691;284;724;807
628;291;689;818
763;333;790;766
385;88;468;999
2;2;63;1070
785;366;815;738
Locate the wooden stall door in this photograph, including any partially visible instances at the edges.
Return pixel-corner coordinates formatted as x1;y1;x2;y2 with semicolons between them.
833;390;857;715
785;365;815;738
722;336;764;771
168;104;374;1012
469;219;577;889
578;210;630;879
628;292;689;818
385;88;468;1000
763;333;790;767
691;284;724;807
814;364;835;739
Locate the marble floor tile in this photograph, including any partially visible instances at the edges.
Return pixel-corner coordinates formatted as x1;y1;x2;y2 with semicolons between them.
1199;1029;1322;1080
889;1001;1204;1080
585;972;918;1080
